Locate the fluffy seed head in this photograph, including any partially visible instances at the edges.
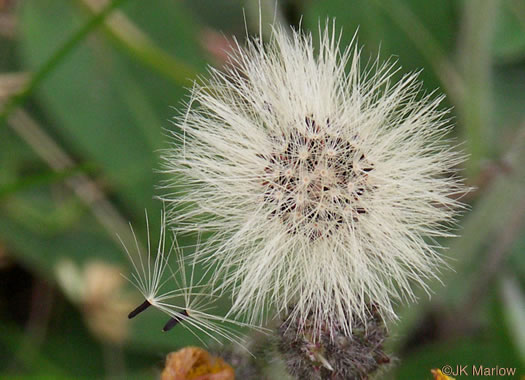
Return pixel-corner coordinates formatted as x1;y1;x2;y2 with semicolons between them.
162;24;465;336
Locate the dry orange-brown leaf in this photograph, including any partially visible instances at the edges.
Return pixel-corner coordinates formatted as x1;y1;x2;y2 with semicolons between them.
161;347;235;380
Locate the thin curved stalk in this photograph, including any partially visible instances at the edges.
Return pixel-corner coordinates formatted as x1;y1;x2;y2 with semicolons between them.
0;0;130;127
76;0;199;86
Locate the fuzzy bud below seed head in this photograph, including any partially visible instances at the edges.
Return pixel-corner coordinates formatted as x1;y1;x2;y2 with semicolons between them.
278;305;390;380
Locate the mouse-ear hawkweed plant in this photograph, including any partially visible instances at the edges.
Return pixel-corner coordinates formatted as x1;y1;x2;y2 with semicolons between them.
161;22;465;378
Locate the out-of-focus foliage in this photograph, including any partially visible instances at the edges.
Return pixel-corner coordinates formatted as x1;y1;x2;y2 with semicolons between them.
0;0;524;378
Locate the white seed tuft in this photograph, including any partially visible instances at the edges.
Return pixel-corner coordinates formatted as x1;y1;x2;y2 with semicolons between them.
161;23;466;337
121;211;262;348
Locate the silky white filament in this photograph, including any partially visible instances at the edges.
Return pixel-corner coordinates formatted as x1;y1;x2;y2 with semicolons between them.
162;23;466;337
121;211;262;348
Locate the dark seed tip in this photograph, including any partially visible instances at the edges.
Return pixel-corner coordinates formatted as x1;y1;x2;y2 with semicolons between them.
162;310;189;332
128;299;151;319
163;317;179;332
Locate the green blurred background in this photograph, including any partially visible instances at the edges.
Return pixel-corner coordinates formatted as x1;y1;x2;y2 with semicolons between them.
0;0;524;378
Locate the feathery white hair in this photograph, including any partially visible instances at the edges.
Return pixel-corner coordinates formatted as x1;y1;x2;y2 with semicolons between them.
162;23;465;336
121;211;258;347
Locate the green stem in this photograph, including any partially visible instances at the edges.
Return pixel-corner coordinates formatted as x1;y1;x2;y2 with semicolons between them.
457;0;499;177
75;0;198;86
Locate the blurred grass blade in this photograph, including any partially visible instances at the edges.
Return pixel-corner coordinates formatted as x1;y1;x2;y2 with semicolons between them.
7;110;137;249
501;276;525;364
76;0;198;85
0;72;28;103
446;125;525;301
18;0;207;214
370;0;464;104
492;1;525;62
457;0;499;176
0;0;130;127
0;164;94;198
391;124;525;351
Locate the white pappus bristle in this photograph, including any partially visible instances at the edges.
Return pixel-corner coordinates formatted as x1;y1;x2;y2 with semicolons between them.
162;23;466;337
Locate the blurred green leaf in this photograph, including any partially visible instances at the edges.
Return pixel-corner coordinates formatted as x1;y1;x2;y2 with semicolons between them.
390;125;525;351
393;337;522;379
0;302;160;379
0;165;94;198
0;123;45;188
184;0;245;35
304;0;458;94
391;288;524;379
6;3;212;352
493;1;525;62
501;276;525;364
0;0;130;128
508;229;525;283
11;3;212;351
18;0;206;215
0;323;67;378
75;0;199;86
0;208;120;275
457;0;500;176
443;129;525;304
493;67;525;149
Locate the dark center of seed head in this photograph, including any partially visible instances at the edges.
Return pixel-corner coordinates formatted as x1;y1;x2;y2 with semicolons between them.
260;115;375;240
